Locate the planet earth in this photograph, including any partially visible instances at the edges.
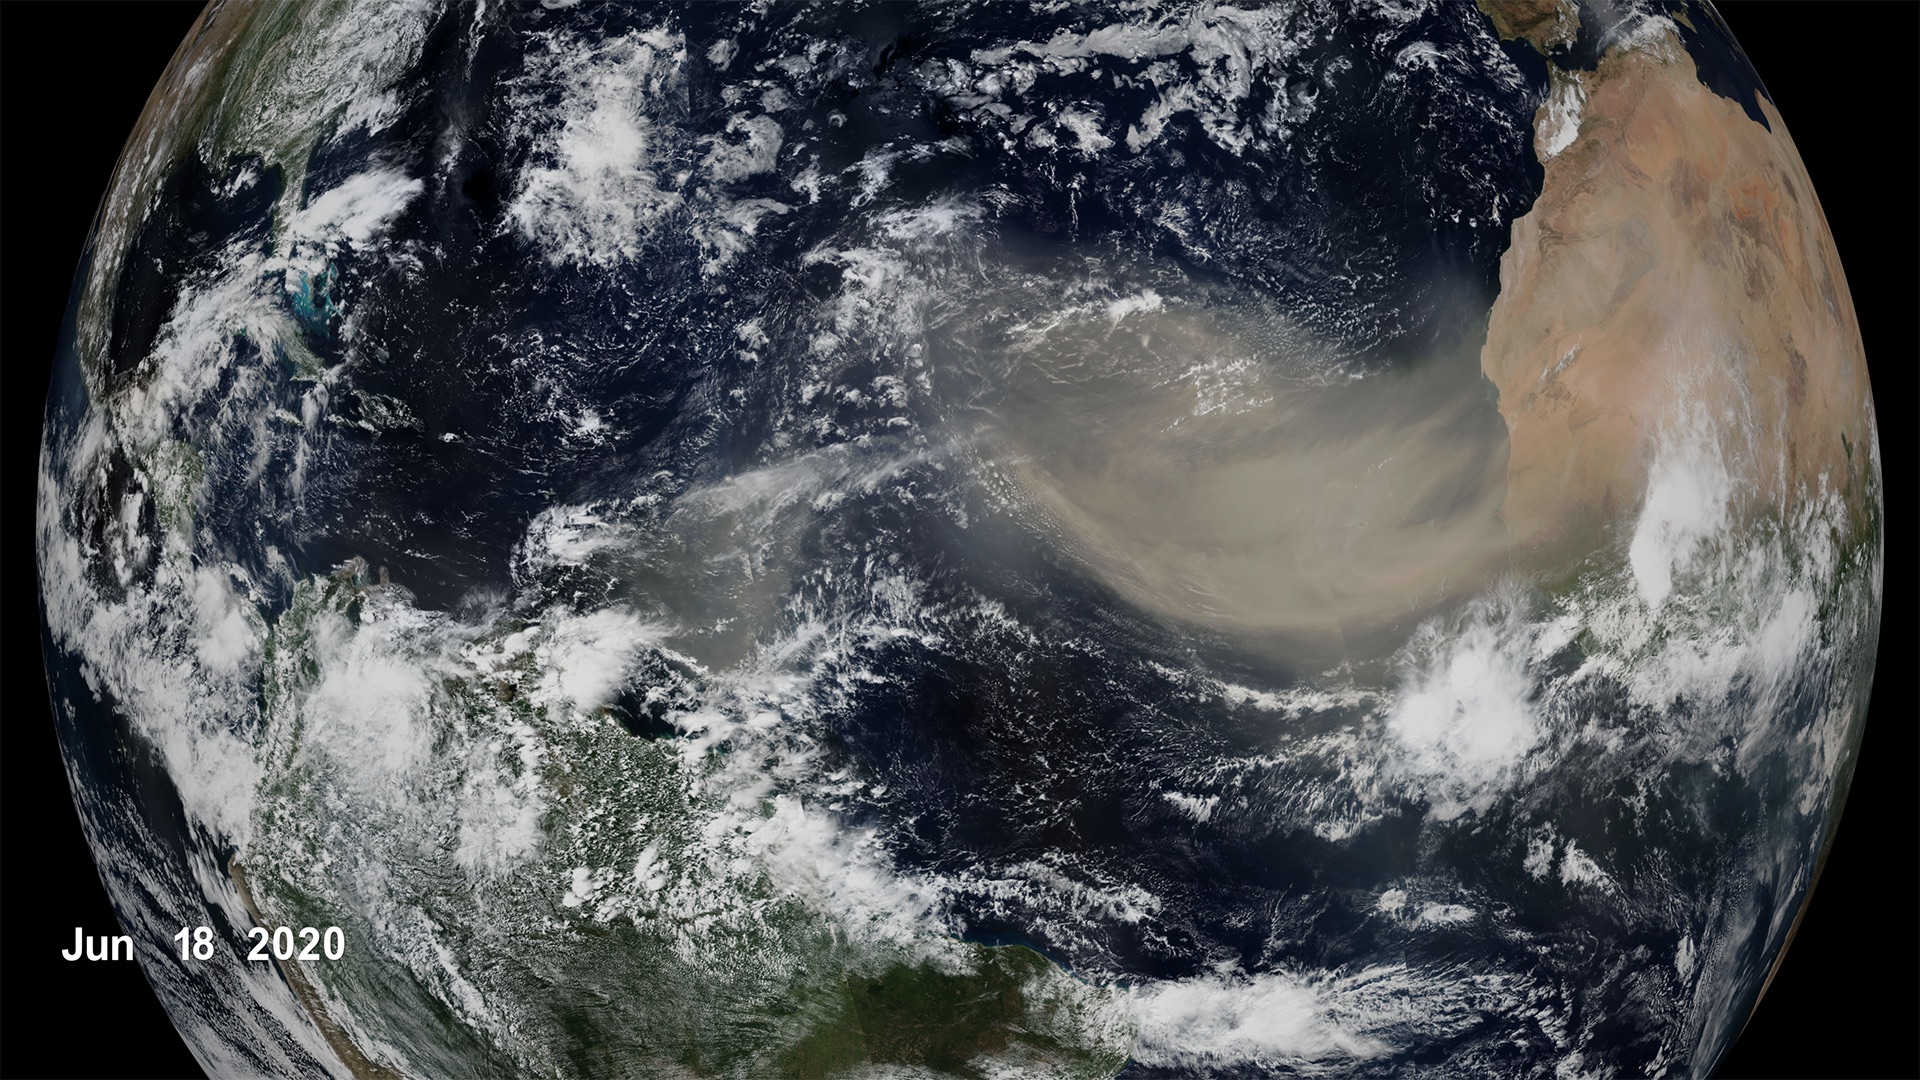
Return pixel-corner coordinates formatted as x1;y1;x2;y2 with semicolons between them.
37;0;1882;1076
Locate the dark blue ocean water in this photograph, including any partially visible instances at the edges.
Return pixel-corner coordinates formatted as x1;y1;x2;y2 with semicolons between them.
47;3;1841;1075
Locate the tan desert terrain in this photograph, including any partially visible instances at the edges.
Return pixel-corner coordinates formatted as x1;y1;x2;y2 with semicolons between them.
1481;21;1875;574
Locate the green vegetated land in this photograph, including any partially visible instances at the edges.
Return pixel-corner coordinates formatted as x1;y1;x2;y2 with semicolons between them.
780;944;1128;1079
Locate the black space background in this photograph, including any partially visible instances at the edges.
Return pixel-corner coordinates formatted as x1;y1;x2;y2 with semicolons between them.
0;4;1909;1078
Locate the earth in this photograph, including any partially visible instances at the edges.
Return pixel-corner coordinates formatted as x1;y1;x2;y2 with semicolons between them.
37;1;1882;1077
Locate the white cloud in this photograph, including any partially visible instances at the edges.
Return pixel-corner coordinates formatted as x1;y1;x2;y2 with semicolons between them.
1133;969;1390;1069
701;113;783;182
1384;589;1542;820
1536;70;1588;160
1558;841;1616;892
286;168;422;248
301;608;437;777
190;565;260;674
1524;829;1555;880
452;721;546;874
1628;409;1732;609
508;27;689;266
533;607;665;717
